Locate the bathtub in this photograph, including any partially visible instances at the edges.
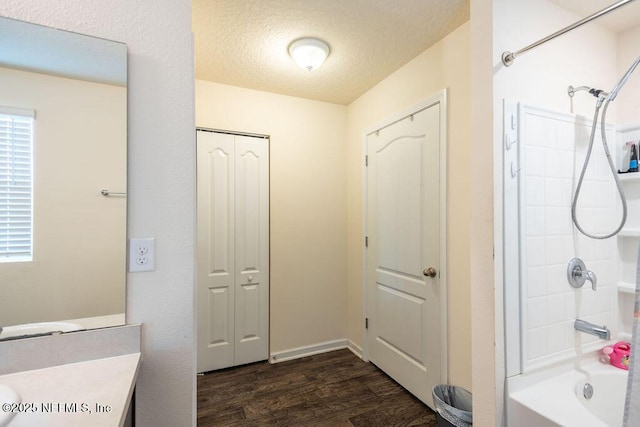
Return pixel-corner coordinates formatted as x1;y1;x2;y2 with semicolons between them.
507;360;628;426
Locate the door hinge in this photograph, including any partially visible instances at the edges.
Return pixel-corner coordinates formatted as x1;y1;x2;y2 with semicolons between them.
365;318;369;329
365;155;368;167
365;236;368;247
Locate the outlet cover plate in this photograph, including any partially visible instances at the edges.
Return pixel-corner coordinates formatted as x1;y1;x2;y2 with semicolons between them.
129;238;155;272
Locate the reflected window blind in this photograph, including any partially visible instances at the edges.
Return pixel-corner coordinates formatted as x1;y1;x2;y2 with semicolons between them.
0;107;34;261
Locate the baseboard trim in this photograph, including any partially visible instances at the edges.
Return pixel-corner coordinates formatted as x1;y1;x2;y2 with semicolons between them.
270;339;348;364
347;340;363;360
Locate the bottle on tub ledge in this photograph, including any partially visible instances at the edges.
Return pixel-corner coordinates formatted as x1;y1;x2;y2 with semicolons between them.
618;141;639;174
630;142;638;172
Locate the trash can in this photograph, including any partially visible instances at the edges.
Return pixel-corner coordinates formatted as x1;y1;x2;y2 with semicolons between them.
432;385;473;427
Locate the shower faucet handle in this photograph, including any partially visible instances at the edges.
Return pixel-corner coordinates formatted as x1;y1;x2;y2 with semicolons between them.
583;270;597;291
567;258;597;291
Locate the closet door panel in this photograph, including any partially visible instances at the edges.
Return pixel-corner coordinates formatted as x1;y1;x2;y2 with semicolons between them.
197;131;235;372
234;135;269;365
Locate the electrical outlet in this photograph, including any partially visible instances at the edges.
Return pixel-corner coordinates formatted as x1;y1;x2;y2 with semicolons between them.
129;238;155;272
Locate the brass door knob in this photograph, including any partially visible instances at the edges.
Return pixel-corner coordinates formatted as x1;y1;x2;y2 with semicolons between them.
423;267;437;278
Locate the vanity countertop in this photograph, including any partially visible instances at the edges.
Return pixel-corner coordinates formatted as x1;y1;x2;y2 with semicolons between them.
0;352;140;426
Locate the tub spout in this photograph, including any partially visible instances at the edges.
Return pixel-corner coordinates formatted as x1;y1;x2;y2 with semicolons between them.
574;319;610;340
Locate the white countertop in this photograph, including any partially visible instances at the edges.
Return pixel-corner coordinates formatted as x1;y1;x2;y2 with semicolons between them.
0;352;140;426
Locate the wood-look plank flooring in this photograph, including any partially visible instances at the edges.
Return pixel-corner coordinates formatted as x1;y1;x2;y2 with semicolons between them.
197;349;438;426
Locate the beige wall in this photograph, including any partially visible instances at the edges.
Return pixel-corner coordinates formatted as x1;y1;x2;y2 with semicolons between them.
0;66;126;326
196;80;348;353
346;22;472;390
469;0;497;424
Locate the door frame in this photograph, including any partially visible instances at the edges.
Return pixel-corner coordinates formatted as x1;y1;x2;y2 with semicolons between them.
361;89;448;385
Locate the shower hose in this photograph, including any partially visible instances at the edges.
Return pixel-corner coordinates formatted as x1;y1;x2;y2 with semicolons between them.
572;56;640;239
571;95;627;239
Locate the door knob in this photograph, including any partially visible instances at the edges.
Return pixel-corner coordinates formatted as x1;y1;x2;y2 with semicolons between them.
423;267;437;278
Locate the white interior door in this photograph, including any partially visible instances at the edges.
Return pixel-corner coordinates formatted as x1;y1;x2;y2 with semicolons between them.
197;130;269;373
365;96;446;408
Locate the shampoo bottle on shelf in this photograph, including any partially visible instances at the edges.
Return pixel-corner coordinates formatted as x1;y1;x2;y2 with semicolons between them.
630;143;638;172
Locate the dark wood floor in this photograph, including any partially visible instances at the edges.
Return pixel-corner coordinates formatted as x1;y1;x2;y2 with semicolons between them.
197;349;438;426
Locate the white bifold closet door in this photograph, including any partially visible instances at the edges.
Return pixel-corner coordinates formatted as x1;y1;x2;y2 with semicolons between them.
196;130;269;373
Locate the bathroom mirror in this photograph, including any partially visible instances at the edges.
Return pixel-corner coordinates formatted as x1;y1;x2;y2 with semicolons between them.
0;16;127;339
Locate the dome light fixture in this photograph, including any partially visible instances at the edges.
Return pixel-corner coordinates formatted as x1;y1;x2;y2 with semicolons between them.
288;37;330;71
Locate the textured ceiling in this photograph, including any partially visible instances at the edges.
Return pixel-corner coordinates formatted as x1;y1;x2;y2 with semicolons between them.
547;0;640;33
193;0;469;105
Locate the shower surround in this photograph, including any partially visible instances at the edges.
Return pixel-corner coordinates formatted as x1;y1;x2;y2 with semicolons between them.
507;103;619;374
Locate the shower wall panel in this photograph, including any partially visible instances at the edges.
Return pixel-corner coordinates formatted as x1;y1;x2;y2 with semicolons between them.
519;104;618;372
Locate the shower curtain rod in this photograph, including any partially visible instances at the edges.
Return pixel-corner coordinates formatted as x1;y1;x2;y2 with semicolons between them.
501;0;637;67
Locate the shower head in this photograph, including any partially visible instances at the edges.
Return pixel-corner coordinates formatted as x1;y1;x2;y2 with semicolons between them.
608;56;640;101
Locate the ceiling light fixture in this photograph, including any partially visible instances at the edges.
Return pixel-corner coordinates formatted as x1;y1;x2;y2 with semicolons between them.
288;38;330;71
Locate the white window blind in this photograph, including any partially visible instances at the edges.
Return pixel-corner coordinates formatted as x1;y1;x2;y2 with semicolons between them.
0;107;34;261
